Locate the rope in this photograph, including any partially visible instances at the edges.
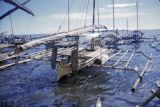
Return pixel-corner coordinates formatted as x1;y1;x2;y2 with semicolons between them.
24;16;34;35
79;0;88;27
84;0;90;27
74;0;85;28
57;0;74;33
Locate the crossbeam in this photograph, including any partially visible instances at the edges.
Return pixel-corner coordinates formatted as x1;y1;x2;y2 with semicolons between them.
108;50;122;60
113;50;129;67
124;50;135;68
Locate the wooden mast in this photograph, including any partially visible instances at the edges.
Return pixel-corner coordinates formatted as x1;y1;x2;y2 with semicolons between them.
68;0;70;31
92;0;96;26
136;0;139;31
9;14;14;36
97;0;99;26
127;18;129;35
112;0;115;31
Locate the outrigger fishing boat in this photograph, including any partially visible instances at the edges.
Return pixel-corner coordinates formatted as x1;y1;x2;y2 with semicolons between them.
56;31;109;80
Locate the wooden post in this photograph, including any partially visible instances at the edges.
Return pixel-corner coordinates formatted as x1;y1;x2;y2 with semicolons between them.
71;36;79;73
91;38;95;51
71;49;78;73
51;41;57;69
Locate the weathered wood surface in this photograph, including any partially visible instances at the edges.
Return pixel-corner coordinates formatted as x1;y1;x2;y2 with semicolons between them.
79;48;109;69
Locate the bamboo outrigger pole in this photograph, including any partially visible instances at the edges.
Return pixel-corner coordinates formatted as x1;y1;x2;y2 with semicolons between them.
131;55;152;92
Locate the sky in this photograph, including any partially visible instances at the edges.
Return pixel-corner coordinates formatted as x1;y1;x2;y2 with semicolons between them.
0;0;160;34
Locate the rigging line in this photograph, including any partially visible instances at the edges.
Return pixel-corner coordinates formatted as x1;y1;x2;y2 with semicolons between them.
84;0;90;27
24;16;34;34
79;0;87;27
74;0;84;28
57;0;74;33
57;0;74;32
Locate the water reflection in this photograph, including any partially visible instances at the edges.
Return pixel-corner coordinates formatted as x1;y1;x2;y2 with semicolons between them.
54;67;110;106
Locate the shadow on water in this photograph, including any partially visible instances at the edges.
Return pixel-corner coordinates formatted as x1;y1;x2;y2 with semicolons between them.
54;67;111;107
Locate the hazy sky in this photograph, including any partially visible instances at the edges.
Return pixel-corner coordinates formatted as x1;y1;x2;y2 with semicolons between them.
0;0;160;34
